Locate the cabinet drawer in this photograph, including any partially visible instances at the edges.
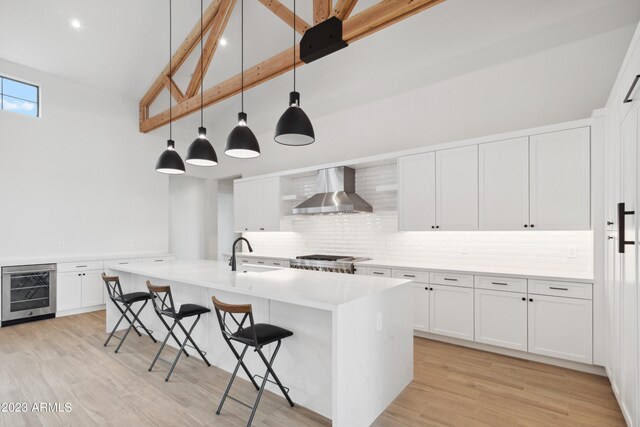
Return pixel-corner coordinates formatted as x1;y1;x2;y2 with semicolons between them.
266;260;289;268
430;272;473;288
367;268;392;277
238;257;256;265
57;261;104;273
143;256;175;263
528;280;592;300
104;258;143;269
475;275;527;293
393;269;429;283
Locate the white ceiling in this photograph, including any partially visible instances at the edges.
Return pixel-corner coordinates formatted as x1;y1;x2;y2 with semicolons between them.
1;0;639;176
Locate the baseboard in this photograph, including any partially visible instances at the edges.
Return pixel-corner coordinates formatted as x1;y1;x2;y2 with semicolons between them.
57;305;106;318
414;331;606;376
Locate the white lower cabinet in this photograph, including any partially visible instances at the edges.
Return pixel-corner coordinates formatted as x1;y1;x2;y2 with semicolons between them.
411;283;430;332
429;284;474;340
57;272;83;312
527;294;593;364
474;289;528;351
81;271;105;307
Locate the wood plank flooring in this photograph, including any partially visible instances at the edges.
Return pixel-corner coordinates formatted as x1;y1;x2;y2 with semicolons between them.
0;311;625;426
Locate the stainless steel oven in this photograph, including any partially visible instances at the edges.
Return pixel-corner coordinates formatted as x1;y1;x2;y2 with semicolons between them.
2;264;57;326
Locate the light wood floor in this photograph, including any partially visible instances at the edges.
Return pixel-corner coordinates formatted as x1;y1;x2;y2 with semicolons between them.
0;311;625;427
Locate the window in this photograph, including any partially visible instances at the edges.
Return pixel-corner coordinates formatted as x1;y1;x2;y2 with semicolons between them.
1;76;39;117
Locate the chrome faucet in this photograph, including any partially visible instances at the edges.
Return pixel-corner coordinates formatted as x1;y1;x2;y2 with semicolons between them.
230;237;253;271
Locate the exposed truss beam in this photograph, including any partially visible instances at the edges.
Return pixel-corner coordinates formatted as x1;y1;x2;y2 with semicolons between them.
185;0;236;98
163;76;186;103
140;0;446;133
332;0;358;20
313;0;332;25
258;0;311;35
140;0;223;114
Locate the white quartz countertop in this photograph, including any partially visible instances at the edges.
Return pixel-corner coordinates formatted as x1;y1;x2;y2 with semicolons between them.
109;260;411;312
353;259;593;282
0;252;174;269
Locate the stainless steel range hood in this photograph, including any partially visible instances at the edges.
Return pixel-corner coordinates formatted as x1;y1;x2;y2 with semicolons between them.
292;167;373;215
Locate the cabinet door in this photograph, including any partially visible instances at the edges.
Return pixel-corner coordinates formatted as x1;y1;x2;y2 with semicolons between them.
528;294;592;363
411;283;430;332
429;284;474;340
246;180;263;231
529;128;590;230
436;146;478;230
234;181;251;232
81;271;105;308
475;289;527;351
479;137;530;230
57;272;82;312
260;177;281;231
398;153;436;231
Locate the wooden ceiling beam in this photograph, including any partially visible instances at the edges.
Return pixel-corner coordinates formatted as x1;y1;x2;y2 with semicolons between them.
258;0;311;35
185;0;236;98
140;0;446;133
163;76;186;103
139;0;223;111
332;0;358;21
313;0;332;25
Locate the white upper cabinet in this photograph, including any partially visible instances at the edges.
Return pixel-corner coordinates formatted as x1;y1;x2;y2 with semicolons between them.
436;145;479;230
398;152;436;231
529;127;591;230
234;177;289;232
479;137;530;230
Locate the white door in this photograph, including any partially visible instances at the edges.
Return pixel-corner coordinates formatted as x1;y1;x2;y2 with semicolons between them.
57;272;82;312
478;137;530;230
527;294;593;364
398;153;436;231
474;289;527;351
260;177;280;231
429;284;474;340
620;105;639;424
411;283;429;332
529;128;591;230
436;146;478;230
81;271;105;308
234;181;250;232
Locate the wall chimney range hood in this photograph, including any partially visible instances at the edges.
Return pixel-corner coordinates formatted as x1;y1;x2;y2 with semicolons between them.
293;166;373;215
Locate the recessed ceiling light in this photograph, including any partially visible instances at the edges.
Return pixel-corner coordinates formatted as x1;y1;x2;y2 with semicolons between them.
219;38;228;46
70;19;81;29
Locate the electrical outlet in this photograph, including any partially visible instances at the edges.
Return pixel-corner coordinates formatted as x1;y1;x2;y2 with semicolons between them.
461;246;469;254
385;241;393;251
58;241;65;249
376;312;383;332
128;240;134;249
567;247;577;258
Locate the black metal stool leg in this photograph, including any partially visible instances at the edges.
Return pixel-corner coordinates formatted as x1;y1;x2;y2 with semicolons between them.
223;339;260;390
155;311;190;358
130;300;157;343
256;341;294;407
104;307;128;347
115;301;150;353
217;345;250;415
149;320;177;372
114;301;142;337
247;358;273;427
165;316;200;382
176;315;210;366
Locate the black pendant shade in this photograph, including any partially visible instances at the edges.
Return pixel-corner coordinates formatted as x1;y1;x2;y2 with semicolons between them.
225;112;260;159
275;91;315;146
156;140;186;174
186;127;218;166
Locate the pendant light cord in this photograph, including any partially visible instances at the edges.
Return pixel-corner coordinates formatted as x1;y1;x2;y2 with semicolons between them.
241;0;244;113
293;0;296;93
200;0;204;127
169;0;173;140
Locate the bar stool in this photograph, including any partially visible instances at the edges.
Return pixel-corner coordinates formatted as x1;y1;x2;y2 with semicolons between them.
211;296;294;427
147;281;211;382
101;273;157;353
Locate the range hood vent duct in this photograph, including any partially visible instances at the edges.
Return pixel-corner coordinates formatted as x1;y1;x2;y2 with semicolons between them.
292;166;373;215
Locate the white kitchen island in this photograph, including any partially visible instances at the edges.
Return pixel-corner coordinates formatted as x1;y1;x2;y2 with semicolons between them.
107;260;413;427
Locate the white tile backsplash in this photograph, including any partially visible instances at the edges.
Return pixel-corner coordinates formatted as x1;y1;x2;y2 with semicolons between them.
244;164;593;277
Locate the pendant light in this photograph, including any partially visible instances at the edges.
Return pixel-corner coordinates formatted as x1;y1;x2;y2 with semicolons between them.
224;0;260;159
156;0;186;175
274;0;315;146
186;0;218;166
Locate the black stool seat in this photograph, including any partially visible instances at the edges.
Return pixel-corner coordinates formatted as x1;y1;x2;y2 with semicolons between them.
162;303;211;319
116;291;152;304
232;323;293;347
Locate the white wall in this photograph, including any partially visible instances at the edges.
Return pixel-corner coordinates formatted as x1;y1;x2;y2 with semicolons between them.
0;58;169;260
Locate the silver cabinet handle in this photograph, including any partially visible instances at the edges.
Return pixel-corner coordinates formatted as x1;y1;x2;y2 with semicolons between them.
76;265;87;268
491;282;508;286
549;286;568;291
372;272;384;275
444;278;458;281
118;262;129;265
257;261;265;264
403;274;415;278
